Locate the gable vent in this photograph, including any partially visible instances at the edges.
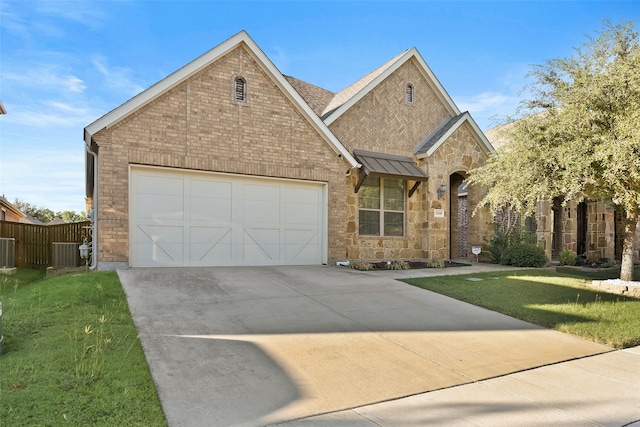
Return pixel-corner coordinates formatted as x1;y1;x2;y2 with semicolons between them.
234;77;246;102
405;83;414;103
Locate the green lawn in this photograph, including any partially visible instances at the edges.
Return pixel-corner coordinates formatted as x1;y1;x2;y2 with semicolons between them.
0;270;167;426
402;268;640;349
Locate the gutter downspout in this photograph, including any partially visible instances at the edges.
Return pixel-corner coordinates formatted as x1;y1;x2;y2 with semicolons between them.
85;130;98;270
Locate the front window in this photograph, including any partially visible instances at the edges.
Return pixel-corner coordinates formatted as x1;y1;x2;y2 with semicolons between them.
358;177;405;236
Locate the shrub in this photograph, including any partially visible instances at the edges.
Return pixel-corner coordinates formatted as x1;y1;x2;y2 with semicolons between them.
428;259;445;268
559;249;576;266
388;261;410;270
350;261;374;271
500;243;547;267
485;227;532;264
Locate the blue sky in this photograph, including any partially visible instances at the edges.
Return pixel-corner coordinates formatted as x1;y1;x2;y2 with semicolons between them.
1;1;638;214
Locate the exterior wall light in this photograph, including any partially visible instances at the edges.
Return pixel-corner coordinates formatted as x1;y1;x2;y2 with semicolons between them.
79;237;89;272
437;181;447;199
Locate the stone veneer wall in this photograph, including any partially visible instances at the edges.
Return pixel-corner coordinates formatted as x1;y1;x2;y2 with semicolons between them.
422;123;494;261
92;45;350;266
535;199;629;262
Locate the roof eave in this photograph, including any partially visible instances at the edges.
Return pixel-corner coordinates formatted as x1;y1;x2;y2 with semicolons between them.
415;112;495;159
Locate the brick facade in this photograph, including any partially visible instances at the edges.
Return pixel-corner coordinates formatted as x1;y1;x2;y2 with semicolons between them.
87;33;495;268
92;45;349;265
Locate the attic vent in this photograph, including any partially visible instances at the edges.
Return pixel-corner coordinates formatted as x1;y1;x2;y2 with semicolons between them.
405;83;414;103
234;77;246;102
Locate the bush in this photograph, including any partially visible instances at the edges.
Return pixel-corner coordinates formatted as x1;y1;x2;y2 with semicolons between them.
485;227;534;264
500;243;548;267
559;249;576;266
388;261;410;270
350;261;374;271
427;259;445;268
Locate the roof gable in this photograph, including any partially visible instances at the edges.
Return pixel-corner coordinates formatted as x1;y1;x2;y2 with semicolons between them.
414;112;495;157
84;31;359;168
322;48;460;125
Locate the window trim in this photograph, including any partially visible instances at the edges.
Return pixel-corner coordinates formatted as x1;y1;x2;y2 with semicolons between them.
234;76;246;102
358;177;406;237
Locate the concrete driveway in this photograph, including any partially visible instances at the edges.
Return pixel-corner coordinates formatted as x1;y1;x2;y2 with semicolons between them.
118;265;611;427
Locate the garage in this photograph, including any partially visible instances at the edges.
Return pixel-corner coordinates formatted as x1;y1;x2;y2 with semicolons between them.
129;167;327;267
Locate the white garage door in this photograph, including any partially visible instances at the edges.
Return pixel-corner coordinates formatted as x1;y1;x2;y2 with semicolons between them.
130;167;327;267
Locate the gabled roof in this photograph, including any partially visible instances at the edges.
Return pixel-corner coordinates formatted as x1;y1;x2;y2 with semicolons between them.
321;48;460;125
0;195;26;219
285;75;335;117
84;31;360;169
414;112;495;158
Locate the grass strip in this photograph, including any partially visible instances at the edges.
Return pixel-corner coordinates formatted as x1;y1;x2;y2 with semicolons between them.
0;270;167;426
402;269;640;349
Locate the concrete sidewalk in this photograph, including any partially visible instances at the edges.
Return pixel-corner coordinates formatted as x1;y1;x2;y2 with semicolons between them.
118;264;628;426
276;345;640;426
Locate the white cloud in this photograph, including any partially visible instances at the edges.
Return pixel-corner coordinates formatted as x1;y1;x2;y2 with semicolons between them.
92;55;145;96
457;92;514;114
4;102;96;128
35;1;107;30
4;65;86;94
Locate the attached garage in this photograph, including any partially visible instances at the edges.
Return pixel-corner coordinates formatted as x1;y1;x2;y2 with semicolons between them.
130;167;327;267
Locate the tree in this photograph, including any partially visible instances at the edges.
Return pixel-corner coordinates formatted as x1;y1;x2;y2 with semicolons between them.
468;21;640;281
13;199;88;224
14;199;55;223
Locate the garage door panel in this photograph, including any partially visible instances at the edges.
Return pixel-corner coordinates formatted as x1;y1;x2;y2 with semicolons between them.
287;244;320;263
131;168;325;267
243;228;280;263
135;225;184;266
138;194;184;220
285;203;320;224
138;174;184;196
285;229;320;263
190;198;232;222
243;200;280;223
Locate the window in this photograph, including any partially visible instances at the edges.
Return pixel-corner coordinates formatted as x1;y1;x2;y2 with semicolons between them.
358;177;405;236
405;83;414;103
234;77;246;102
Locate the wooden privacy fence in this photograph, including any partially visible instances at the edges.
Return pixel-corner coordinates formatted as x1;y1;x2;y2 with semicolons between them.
0;221;92;270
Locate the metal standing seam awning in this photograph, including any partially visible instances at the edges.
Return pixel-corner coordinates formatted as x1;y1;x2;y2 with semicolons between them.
353;149;429;197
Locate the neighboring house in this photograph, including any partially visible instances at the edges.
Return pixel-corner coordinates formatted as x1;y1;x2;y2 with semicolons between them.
0;196;44;225
47;218;66;226
84;31;494;269
485;122;640;263
0;195;26;223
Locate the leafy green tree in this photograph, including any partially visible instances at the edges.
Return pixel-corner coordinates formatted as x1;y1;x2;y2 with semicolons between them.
469;21;640;281
58;210;88;223
13;199;88;224
13;199;55;223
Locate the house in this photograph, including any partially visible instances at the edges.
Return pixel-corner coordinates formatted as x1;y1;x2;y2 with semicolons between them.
84;31;494;269
0;195;43;224
0;195;26;223
485;123;640;263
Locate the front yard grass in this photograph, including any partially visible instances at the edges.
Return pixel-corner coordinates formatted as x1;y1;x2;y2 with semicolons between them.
0;269;166;426
402;269;640;349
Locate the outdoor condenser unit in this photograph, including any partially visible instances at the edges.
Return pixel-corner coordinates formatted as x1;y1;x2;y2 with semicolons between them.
0;238;15;268
52;242;79;268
